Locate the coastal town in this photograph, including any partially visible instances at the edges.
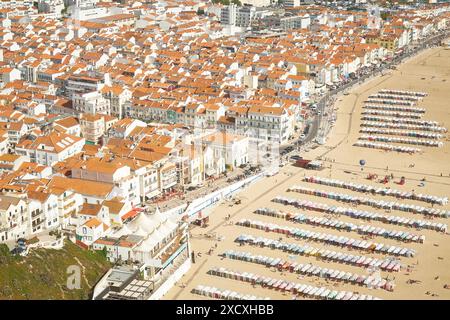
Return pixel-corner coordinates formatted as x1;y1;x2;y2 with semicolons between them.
0;0;449;301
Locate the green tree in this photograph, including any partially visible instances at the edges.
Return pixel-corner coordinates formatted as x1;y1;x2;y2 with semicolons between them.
101;247;108;259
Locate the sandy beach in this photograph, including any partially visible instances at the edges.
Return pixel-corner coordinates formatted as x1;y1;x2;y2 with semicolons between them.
163;45;450;300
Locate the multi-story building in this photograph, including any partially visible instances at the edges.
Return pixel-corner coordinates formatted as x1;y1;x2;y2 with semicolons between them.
220;4;237;25
27;191;60;234
101;86;131;119
15;132;85;166
283;0;301;7
0;121;28;146
0;193;58;242
65;74;109;98
202;132;249;170
71;158;140;207
92;211;191;300
38;0;64;14
134;162;161;202
107;118;147;139
242;0;273;6
48;187;84;228
53;117;81;137
73;91;111;115
0;0;33;10
235;6;258;28
158;162;178;192
233;105;293;145
80;113;106;144
0;195;29;243
0;67;21;85
0;154;29;173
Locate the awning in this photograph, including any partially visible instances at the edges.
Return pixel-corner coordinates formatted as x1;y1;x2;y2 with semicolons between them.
121;209;140;222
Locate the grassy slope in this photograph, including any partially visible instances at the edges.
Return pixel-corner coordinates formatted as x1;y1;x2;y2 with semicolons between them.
0;241;111;300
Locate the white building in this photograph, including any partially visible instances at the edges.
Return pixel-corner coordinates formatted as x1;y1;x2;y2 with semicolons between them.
66;74;109;98
107;118;147;139
92;211;191;300
101;86;132;119
73;91;111;115
235;105;293;145
221;4;237;25
27;191;60;233
0;195;28;242
53;117;81;137
222;5;273;28
15;132;85;166
283;0;301;7
79;113;106;144
38;0;64;14
76;217;110;246
71;158;140;207
242;0;273;6
0;67;21;85
203;132;249;170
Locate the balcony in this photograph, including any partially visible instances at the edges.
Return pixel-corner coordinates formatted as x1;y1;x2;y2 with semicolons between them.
31;210;43;218
32;218;46;228
63;200;76;210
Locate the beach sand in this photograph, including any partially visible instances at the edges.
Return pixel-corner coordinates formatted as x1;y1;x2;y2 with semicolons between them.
163;46;450;300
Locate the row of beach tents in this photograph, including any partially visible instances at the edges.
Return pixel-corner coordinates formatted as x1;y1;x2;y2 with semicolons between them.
362;109;422;119
254;208;425;243
285;186;450;218
359;134;443;147
191;285;270;300
361;115;440;127
365;98;415;106
361;121;447;133
369;93;421;101
302;176;448;205
354;141;421;153
265;199;448;232
363;104;425;113
360;128;442;139
379;89;427;97
236;218;416;257
207;267;381;300
235;234;403;272
223;250;395;291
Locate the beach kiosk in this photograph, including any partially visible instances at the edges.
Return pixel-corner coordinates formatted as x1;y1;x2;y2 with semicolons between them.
193;211;210;227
